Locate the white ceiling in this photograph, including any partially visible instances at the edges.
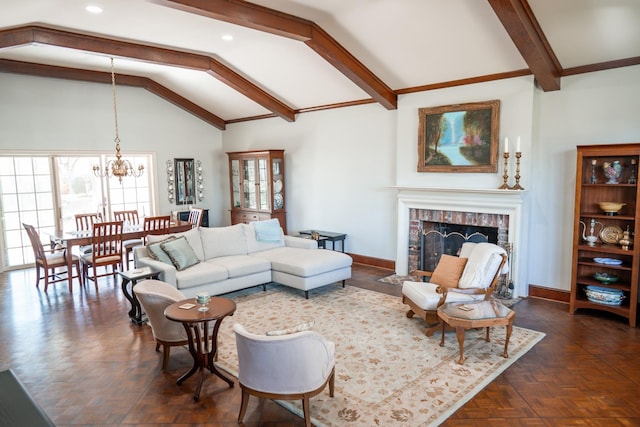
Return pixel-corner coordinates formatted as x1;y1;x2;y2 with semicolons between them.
1;0;639;128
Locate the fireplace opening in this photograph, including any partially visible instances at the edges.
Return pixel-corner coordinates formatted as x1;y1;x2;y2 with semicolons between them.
420;222;498;271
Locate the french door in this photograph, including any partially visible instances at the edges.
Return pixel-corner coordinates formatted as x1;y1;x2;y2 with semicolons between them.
0;154;153;270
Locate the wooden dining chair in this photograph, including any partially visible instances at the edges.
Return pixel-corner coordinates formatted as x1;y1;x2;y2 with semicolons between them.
143;215;171;242
75;212;103;254
114;210;140;269
23;223;83;292
187;208;204;229
80;221;123;283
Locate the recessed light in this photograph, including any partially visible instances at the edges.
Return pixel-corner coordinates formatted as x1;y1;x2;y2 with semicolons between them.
222;34;234;41
86;5;103;14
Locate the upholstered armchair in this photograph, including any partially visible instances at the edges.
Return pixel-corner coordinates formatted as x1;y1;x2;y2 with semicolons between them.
233;323;335;427
402;242;508;336
133;279;188;372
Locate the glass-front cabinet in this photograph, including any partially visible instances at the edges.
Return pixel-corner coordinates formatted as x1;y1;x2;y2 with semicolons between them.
228;150;286;233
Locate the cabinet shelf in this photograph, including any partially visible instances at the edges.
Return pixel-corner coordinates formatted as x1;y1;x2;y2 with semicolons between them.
570;144;640;327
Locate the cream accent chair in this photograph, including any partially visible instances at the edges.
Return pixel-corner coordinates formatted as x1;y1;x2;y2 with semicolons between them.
402;242;508;337
133;279;189;372
234;323;335;427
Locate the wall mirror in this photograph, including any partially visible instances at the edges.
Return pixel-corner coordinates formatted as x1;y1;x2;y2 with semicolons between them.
174;158;196;205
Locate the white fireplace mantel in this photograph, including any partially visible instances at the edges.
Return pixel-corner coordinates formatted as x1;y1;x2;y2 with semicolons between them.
394;186;529;297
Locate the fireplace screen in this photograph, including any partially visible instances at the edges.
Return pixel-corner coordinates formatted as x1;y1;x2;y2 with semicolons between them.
420;223;497;272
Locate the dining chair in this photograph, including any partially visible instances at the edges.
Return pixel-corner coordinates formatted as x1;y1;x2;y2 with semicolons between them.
187;208;204;229
80;221;123;283
23;223;83;292
143;215;171;242
114;210;141;269
75;212;103;255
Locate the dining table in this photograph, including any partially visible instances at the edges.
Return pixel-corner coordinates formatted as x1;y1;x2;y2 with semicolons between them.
49;219;193;289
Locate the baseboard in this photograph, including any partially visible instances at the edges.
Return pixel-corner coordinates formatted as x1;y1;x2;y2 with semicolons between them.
349;253;395;270
528;284;570;304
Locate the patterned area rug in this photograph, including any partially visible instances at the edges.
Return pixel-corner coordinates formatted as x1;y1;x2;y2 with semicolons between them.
215;285;544;426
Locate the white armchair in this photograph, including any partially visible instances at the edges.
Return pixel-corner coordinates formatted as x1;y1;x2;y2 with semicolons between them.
133;279;188;372
402;242;508;336
233;323;335;427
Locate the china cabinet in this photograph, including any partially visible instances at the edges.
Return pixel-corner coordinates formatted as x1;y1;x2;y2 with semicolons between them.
570;143;640;327
227;150;286;233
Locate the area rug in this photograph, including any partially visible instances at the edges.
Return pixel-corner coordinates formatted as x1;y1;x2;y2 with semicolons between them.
215;285;544;426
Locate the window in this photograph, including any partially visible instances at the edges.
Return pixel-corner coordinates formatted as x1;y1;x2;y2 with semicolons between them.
0;154;154;270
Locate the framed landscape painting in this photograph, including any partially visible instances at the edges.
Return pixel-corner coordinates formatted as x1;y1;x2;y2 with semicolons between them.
417;99;500;173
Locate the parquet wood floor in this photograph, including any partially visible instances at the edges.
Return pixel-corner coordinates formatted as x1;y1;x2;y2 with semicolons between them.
1;264;639;426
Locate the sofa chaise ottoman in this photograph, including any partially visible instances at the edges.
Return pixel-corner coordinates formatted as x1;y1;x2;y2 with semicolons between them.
133;220;352;298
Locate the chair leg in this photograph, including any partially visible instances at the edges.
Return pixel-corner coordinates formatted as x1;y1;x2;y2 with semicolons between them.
329;369;335;397
238;389;250;423
302;396;311;427
43;266;49;292
35;265;42;288
161;344;170;372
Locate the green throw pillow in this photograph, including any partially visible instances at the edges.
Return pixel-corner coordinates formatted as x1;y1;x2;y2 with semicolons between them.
160;236;200;271
147;236;176;265
266;320;315;336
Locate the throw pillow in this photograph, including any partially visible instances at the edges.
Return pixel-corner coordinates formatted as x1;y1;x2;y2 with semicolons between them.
160;236;200;271
252;218;283;243
147;236;176;265
430;254;468;288
266;320;315;336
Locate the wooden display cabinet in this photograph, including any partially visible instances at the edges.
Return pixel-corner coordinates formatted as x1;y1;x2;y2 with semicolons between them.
570;143;640;327
227;149;286;233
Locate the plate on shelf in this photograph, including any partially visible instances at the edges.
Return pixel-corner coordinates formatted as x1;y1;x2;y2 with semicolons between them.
273;179;283;193
593;272;619;284
274;193;284;209
600;225;623;244
593;257;623;265
585;285;625;306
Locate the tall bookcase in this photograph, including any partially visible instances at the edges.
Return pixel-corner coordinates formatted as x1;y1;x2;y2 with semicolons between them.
570;143;640;327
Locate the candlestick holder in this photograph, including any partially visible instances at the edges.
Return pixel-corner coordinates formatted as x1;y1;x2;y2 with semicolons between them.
499;152;510;189
511;151;524;190
590;160;597;184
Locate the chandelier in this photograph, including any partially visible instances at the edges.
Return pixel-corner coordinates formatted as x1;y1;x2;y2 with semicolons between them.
93;57;144;183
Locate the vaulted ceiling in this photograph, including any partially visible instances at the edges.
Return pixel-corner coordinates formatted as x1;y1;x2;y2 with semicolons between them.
1;0;639;130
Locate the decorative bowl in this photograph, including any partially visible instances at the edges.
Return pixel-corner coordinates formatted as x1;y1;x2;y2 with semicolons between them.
585;285;625;305
593;272;619;284
598;201;625;215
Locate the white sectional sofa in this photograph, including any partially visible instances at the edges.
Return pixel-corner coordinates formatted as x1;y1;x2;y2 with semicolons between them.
133;221;352;298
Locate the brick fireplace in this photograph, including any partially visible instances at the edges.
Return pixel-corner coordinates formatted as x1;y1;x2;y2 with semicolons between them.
395;187;528;297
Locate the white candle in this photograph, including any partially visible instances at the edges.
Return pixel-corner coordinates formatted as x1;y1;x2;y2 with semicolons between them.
517;137;521;152
504;137;509;153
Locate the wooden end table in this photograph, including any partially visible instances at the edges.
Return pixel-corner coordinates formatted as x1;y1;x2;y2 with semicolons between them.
164;297;236;401
119;267;161;324
437;300;514;365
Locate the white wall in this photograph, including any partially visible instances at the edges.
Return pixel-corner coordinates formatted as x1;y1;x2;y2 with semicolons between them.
530;65;640;291
222;104;398;259
2;65;639;293
0;73;226;225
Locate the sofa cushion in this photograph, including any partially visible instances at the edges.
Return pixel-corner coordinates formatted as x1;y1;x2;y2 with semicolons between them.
252;247;352;277
200;224;248;259
205;255;271;279
147;236;176;265
252;218;283;243
161;236;200;271
242;223;285;254
175;262;228;290
147;228;205;261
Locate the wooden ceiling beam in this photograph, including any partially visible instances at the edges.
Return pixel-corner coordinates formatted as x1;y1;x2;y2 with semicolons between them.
159;0;398;110
487;0;562;91
0;59;227;130
0;25;295;123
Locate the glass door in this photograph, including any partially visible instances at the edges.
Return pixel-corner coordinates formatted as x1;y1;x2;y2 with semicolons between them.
55;156;104;233
242;158;257;209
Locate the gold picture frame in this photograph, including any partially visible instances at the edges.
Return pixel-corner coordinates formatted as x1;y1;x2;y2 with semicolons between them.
417;99;500;173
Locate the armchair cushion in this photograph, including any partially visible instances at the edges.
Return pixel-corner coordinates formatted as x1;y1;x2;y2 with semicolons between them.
266;320;315;336
161;236;200;271
458;242;507;289
429;254;468;288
